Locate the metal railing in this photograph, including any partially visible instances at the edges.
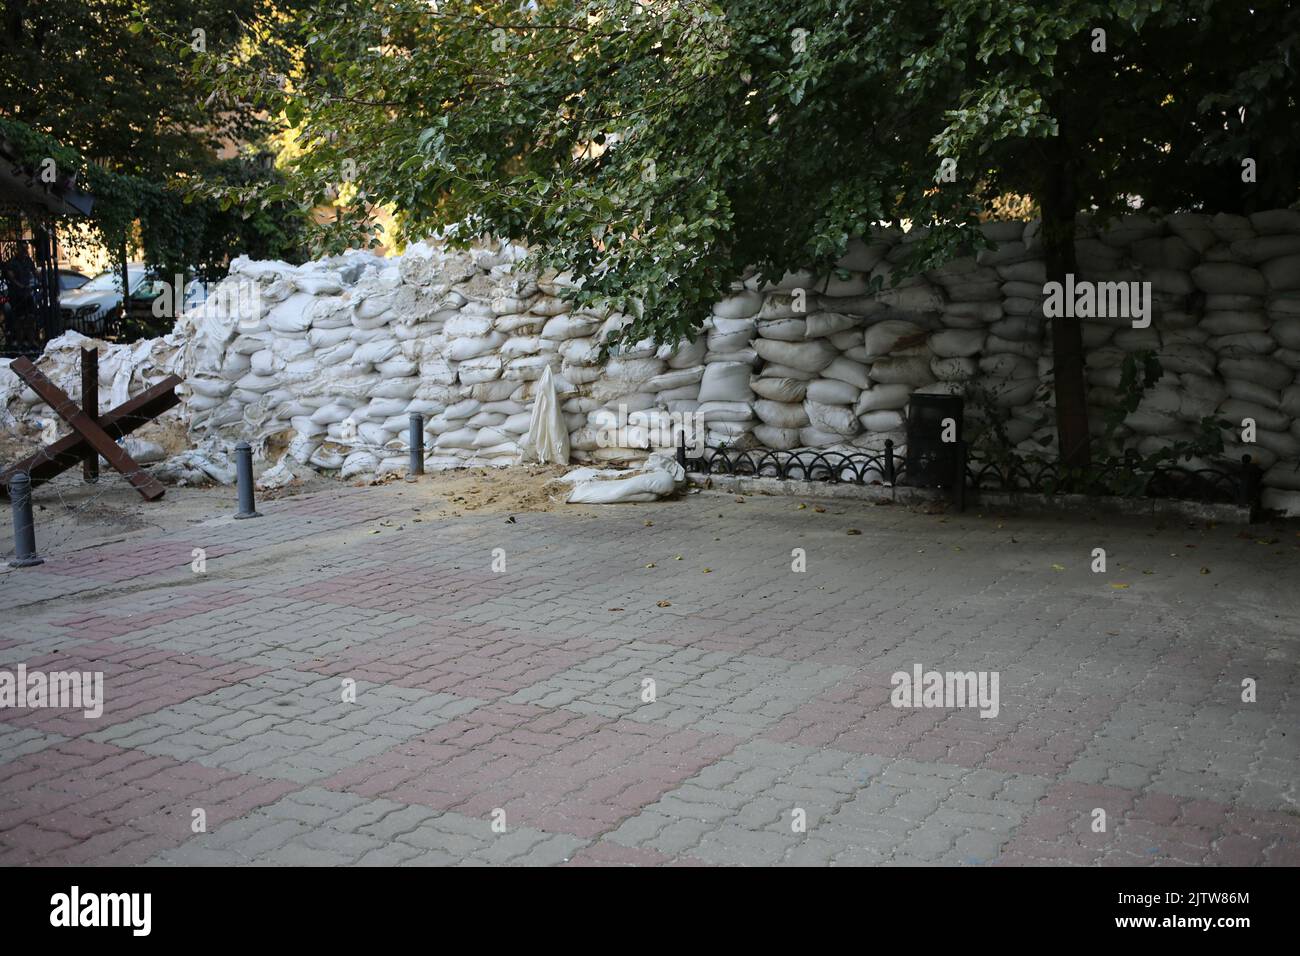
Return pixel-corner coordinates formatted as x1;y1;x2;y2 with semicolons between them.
680;434;1263;519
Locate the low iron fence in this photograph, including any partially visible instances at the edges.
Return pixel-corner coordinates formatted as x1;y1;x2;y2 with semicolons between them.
680;436;1263;520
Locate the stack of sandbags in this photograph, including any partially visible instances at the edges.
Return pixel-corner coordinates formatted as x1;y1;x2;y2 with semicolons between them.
15;209;1298;513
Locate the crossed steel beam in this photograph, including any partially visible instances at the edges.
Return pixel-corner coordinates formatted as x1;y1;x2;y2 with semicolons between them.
1;354;181;501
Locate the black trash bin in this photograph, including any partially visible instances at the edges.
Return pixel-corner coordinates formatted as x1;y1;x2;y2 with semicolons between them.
904;393;966;507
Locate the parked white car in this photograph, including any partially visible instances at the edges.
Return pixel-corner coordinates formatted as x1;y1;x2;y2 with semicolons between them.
58;264;206;331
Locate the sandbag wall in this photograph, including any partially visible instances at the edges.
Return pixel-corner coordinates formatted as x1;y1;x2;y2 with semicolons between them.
3;210;1298;511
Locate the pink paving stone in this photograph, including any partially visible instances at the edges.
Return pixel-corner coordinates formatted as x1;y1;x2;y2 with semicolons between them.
0;739;299;866
280;565;549;615
48;588;248;640
322;701;740;838
0;639;267;736
301;624;617;700
38;542;239;584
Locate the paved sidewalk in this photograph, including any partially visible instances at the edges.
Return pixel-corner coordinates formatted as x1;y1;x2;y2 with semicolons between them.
1;478;1297;866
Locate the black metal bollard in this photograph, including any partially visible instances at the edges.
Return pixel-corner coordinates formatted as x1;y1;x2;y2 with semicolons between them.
676;428;687;469
1241;454;1263;524
8;471;44;567
234;441;261;519
952;439;967;513
407;413;425;482
883;439;896;486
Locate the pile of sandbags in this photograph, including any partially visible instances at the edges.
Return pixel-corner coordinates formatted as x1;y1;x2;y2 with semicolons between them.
6;209;1298;515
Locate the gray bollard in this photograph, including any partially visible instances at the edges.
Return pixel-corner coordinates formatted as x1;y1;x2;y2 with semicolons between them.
8;472;45;567
234;441;262;519
406;413;425;482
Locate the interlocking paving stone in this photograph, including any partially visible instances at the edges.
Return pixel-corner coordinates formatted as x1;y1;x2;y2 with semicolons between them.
324;701;740;838
148;786;588;866
0;480;1296;864
0;739;298;865
603;740;1049;865
88;668;483;783
508;641;853;736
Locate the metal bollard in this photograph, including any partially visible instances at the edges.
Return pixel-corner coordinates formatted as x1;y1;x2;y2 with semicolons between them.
406;413;425;482
234;441;262;519
8;472;45;567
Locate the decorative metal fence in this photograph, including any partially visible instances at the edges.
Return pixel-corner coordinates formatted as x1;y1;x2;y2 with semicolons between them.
681;435;1263;520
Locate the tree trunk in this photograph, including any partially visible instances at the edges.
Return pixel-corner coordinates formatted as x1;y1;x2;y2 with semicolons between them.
1041;134;1091;472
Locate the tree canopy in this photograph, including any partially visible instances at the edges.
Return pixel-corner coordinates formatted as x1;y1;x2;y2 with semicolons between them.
189;0;1298;464
194;1;1298;317
1;0;309;279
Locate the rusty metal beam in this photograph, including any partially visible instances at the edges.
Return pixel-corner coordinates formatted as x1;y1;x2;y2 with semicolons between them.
5;357;172;500
81;347;99;482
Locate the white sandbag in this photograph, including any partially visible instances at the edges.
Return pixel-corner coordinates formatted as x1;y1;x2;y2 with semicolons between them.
820;356;872;389
264;293;316;334
446;332;507;361
1209;332;1276;354
1220;398;1289;432
804;400;860;437
864;320;926;359
753;338;838;372
697;361;755;402
1219;356;1293;391
458;355;503;385
751;376;807;403
929;329;986;358
1262;254;1300;292
1270;316;1300;350
858;410;906;432
869;356;936;387
756;317;807;341
565;459;681;503
754;399;810;429
805;312;858;338
1255;430;1300;460
504;354;561;381
666;335;707;368
435;427;479;449
1225;380;1281;409
1192;262;1267;295
806;378;860;405
854;384;912;413
1279;385;1300;419
706;317;757;352
799;426;847;447
752;425;802;450
712;291;763;320
979;377;1038;408
1263;460;1300;490
338;447;379;478
697;401;754;423
658;385;701;403
931;357;977;381
1156;345;1216;377
542;313;601;341
759;292;817;320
